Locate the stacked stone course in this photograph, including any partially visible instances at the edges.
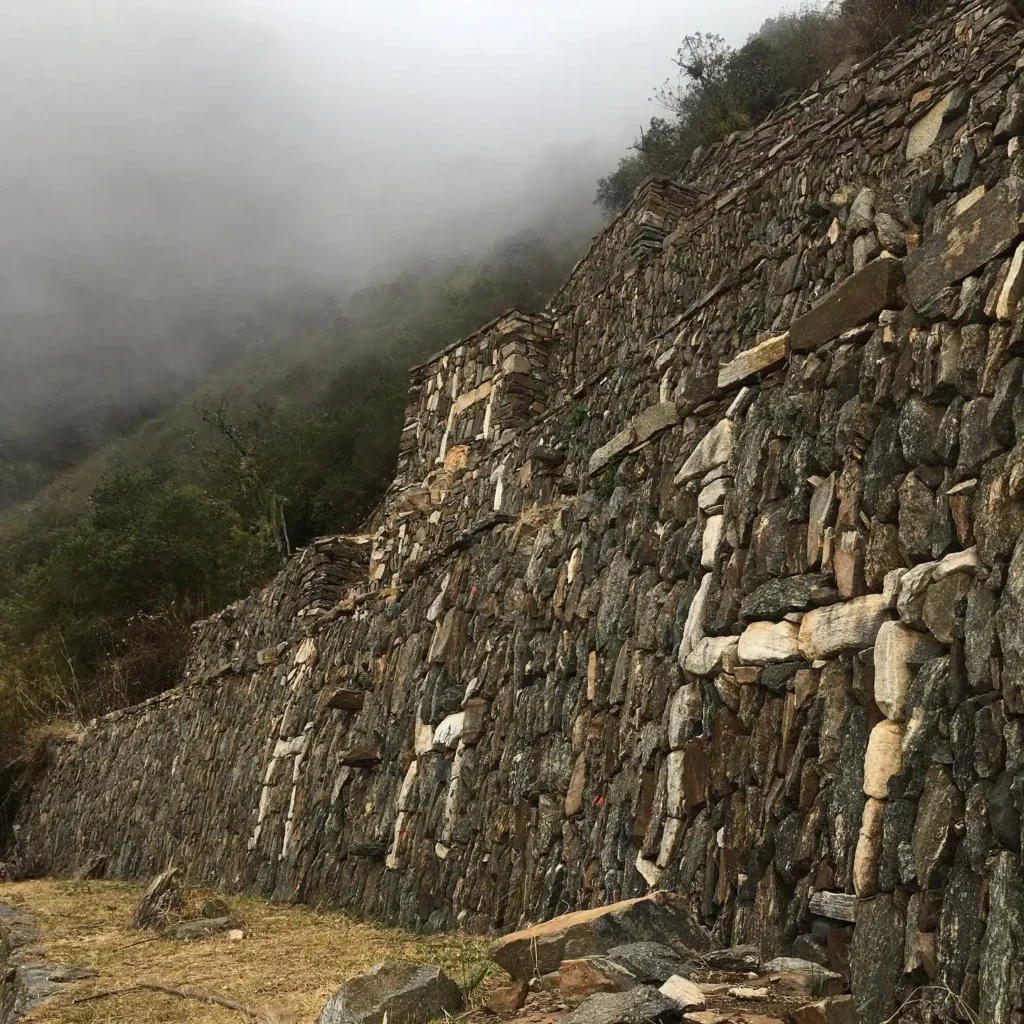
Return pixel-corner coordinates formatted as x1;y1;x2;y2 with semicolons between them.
14;2;1024;1020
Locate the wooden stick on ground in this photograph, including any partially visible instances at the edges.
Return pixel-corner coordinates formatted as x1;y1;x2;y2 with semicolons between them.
72;981;262;1019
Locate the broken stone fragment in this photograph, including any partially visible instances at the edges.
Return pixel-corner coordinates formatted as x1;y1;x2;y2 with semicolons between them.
484;982;529;1015
864;721;903;799
165;915;244;941
789;996;857;1024
605;943;693;985
317;962;464;1024
659;975;705;1011
797;595;889;660
675;420;734;484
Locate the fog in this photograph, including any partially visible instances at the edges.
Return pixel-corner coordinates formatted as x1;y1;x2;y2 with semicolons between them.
0;0;777;444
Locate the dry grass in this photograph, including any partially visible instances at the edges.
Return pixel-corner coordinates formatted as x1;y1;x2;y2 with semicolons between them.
3;879;498;1024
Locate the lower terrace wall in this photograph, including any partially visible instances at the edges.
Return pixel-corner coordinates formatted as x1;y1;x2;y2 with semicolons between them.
13;3;1024;1022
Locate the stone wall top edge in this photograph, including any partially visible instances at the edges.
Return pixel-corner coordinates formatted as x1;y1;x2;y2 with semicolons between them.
406;306;554;376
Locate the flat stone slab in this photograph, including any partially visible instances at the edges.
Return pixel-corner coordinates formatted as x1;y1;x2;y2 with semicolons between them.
489;892;710;980
905;176;1024;311
317;962;463;1024
717;334;788;389
789;258;903;352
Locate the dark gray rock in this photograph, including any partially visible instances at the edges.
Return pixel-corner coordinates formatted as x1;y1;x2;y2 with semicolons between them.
317;963;464;1024
979;853;1024;1024
165;916;241;941
739;574;834;622
564;986;681;1024
849;894;906;1024
604;943;693;984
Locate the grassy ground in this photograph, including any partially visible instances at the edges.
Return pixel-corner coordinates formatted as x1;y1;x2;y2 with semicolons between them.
2;879;497;1024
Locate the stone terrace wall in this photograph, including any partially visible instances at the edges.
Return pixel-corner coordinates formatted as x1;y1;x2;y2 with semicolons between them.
14;2;1024;1021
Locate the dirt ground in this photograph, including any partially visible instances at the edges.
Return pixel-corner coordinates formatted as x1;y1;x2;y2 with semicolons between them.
1;879;499;1024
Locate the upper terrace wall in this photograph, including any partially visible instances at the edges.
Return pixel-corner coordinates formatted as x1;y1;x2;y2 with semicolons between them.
13;3;1024;1022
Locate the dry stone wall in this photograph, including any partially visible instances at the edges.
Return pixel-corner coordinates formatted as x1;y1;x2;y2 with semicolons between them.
13;2;1024;1021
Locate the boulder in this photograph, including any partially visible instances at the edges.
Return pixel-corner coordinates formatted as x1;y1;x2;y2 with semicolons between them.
317;962;464;1024
489;893;710;980
605;942;693;984
564;986;682;1024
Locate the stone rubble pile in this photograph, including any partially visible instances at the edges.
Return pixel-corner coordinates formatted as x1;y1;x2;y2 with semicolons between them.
12;1;1024;1021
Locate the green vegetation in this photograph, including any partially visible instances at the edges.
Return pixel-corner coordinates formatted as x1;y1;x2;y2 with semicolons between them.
596;0;942;214
0;231;581;780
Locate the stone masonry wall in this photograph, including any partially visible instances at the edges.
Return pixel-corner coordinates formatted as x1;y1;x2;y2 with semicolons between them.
14;2;1024;1021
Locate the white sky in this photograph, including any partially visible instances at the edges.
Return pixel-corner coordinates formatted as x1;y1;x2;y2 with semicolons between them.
0;0;782;430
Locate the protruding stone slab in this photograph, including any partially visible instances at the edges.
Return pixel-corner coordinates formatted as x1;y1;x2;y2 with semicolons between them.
489;892;710;980
717;334;788;389
789;259;903;352
737;621;801;664
634;402;680;444
797;595;889;660
326;689;366;711
905;177;1024;312
589;427;636;476
675;421;734;484
317;962;464;1024
682;636;738;677
807;891;858;922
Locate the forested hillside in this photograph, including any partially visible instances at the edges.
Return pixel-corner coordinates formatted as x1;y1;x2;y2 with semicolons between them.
0;0;948;804
0;229;584;774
